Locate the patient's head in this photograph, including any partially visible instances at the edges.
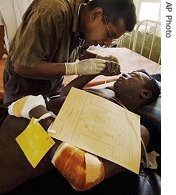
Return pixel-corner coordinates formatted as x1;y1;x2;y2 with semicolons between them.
113;70;160;111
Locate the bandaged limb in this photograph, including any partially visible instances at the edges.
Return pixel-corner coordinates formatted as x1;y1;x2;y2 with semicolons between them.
51;142;105;191
8;94;56;131
8;95;47;119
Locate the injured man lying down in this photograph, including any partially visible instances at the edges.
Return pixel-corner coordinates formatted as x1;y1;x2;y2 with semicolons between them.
0;70;160;194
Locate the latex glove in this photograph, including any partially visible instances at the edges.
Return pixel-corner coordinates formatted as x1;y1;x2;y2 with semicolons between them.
65;59;106;75
96;54;119;63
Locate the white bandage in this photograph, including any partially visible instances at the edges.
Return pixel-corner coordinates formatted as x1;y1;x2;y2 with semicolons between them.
34;111;56;122
52;143;105;191
8;95;46;119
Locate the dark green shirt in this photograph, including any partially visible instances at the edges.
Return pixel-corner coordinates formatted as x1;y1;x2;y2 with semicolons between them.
3;0;85;103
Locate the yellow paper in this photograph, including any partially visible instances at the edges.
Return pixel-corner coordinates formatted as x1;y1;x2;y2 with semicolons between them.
16;118;55;168
49;88;141;174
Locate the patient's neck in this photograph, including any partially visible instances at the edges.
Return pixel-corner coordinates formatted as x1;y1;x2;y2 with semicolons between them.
116;98;141;113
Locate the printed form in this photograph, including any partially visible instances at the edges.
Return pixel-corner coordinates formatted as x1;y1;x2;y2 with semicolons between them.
48;87;141;174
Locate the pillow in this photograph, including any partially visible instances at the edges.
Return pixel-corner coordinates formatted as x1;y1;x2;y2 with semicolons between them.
150;73;161;82
138;95;161;154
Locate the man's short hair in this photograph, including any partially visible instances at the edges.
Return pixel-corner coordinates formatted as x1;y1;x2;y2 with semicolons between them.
87;0;137;32
136;69;161;106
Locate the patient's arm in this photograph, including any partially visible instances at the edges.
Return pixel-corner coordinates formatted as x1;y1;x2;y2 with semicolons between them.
7;95;149;191
59;60;120;97
59;75;97;96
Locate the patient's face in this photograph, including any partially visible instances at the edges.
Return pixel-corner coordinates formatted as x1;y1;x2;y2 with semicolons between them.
113;71;150;99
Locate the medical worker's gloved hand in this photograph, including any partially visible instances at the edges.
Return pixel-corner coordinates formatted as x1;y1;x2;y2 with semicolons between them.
65;59;106;75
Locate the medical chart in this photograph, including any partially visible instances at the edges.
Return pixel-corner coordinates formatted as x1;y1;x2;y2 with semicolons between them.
48;87;141;174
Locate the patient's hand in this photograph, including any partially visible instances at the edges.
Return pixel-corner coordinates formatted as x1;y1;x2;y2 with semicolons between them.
96;55;120;76
96;54;119;63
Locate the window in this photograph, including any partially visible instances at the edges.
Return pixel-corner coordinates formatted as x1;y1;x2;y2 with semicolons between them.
134;0;161;22
133;0;161;36
139;2;161;21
